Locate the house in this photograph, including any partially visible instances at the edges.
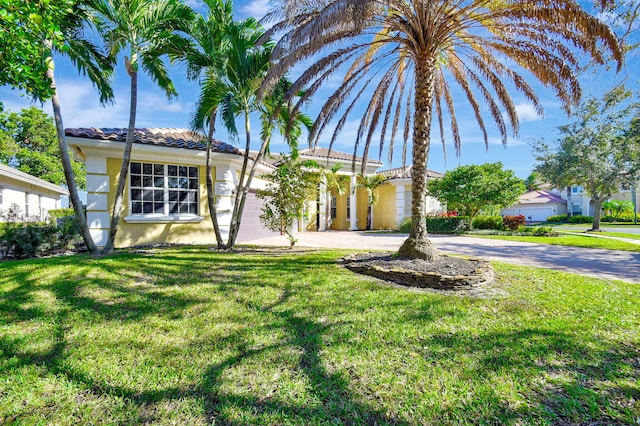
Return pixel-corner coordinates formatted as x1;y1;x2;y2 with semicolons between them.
0;163;68;220
553;185;638;217
66;127;283;248
501;190;568;222
372;165;445;229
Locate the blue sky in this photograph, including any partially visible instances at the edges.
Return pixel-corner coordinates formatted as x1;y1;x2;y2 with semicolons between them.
0;0;637;179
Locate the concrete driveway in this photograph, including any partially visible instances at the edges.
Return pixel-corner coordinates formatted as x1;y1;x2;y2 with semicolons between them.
244;231;640;284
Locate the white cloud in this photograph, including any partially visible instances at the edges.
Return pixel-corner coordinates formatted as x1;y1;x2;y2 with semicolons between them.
239;0;270;20
514;103;542;122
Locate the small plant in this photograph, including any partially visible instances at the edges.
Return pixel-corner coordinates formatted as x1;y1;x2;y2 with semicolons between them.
503;215;526;230
568;215;593;224
398;218;412;233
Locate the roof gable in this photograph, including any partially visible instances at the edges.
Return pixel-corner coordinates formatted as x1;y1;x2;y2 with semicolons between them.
517;190;567;204
0;163;69;195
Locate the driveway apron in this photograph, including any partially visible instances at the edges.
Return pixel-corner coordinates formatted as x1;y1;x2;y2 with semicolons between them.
244;231;640;284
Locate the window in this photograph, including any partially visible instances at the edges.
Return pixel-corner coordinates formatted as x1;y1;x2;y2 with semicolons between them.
572;185;583;194
25;192;30;217
130;162;199;215
330;195;337;219
38;195;42;218
346;195;350;219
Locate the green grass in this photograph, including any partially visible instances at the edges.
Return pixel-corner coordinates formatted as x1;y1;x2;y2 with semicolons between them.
472;233;640;252
1;247;638;425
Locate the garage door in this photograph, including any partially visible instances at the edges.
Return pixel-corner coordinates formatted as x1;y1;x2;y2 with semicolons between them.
518;208;553;223
236;191;280;243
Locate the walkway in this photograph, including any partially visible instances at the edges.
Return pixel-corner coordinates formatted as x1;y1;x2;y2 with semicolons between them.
244;231;640;284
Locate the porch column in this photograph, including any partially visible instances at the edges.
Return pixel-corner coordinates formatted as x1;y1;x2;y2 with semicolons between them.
318;177;327;231
85;156;109;247
214;164;237;241
349;175;358;230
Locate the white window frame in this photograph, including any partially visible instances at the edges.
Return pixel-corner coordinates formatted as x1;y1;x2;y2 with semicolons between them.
124;161;203;224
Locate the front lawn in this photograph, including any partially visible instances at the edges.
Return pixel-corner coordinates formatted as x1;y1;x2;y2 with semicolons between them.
472;233;640;252
1;247;638;425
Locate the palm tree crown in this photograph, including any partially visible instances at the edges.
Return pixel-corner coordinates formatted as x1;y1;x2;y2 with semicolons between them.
263;0;622;260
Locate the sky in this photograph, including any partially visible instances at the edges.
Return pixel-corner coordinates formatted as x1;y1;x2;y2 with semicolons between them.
0;0;638;179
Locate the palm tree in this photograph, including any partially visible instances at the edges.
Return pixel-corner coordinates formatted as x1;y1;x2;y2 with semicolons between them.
524;172;541;192
357;174;389;230
262;0;622;261
92;0;193;254
45;2;114;254
321;164;347;230
174;0;235;248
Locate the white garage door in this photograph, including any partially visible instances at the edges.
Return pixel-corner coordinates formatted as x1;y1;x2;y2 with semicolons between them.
236;191;280;243
518;208;553;223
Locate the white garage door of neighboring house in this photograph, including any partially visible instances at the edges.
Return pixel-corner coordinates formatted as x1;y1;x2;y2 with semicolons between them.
236;191;280;243
518;208;554;223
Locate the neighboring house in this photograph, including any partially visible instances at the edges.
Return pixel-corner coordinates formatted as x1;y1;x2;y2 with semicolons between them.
66;128;277;248
373;165;445;229
0;163;68;220
501;190;568;222
551;185;638;217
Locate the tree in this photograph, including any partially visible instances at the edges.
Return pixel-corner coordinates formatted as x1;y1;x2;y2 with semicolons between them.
92;0;194;254
357;174;389;230
602;200;633;220
321;164;347;230
262;0;622;261
524;172;542;192
0;107;86;187
256;156;319;248
428;163;525;229
173;0;235;248
1;1;115;254
534;89;640;231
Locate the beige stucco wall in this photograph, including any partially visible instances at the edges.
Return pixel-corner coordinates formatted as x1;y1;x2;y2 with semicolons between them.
373;183;396;229
106;158;218;248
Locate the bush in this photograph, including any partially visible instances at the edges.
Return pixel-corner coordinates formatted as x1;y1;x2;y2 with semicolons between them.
602;213;639;223
472;215;504;230
397;216;469;234
426;216;469;233
48;208;75;220
0;204;82;259
503;215;526;230
568;215;593;224
516;226;559;236
546;214;568;223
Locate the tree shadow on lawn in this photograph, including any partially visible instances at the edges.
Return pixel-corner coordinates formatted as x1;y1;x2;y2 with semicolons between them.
0;249;637;424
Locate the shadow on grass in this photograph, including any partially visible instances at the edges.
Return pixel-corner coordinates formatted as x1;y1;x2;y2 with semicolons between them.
0;248;637;424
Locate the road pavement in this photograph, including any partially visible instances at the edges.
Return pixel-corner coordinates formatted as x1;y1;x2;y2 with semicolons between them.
244;231;640;283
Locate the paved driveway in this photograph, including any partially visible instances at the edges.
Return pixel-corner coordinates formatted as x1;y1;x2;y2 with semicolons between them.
244;231;640;284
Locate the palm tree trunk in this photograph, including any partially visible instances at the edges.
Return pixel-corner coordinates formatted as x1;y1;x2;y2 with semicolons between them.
103;68;138;254
398;53;438;261
206;110;224;247
46;56;97;253
227;107;252;249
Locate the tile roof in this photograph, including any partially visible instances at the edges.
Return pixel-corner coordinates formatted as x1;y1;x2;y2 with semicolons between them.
298;148;384;165
517;190;567;204
376;165;443;179
65;128;241;155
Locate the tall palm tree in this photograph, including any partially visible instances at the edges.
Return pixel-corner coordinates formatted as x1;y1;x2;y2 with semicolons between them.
174;0;235;248
45;1;114;254
357;174;389;230
92;0;193;254
262;0;622;260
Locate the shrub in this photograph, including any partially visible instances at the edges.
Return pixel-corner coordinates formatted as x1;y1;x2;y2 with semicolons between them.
48;208;75;220
397;216;469;234
472;215;504;230
426;216;469;233
0;204;82;259
546;214;568;223
602;213;639;223
503;215;526;230
568;215;593;224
